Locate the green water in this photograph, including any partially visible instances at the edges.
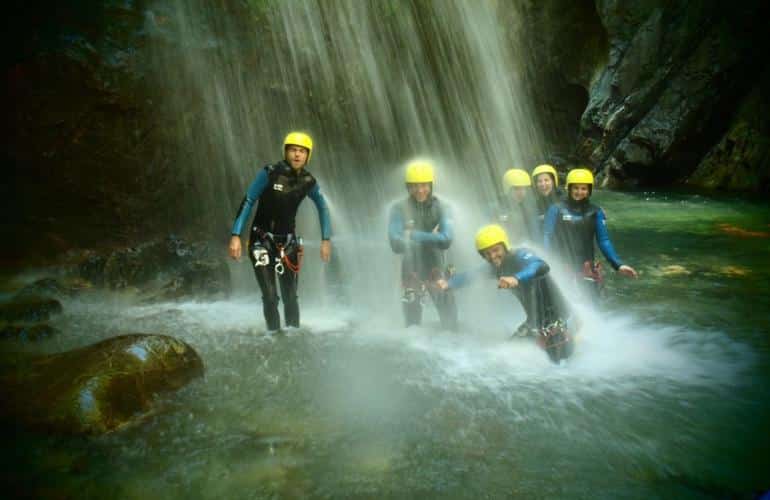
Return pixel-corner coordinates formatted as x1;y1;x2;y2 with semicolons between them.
2;191;769;499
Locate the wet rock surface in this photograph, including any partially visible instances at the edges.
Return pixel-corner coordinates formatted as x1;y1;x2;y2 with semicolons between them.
0;298;63;323
0;334;204;434
0;323;58;341
68;235;231;299
514;1;768;192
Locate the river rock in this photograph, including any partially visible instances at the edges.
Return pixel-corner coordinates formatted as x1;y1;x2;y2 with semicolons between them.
0;323;58;341
0;334;204;434
0;298;63;322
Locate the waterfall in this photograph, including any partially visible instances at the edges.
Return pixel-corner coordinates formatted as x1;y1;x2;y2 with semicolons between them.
150;0;546;308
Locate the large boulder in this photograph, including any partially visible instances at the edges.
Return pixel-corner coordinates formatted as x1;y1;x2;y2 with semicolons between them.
0;334;204;434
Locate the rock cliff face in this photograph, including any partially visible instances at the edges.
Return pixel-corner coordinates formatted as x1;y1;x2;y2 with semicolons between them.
518;0;768;191
4;1;215;264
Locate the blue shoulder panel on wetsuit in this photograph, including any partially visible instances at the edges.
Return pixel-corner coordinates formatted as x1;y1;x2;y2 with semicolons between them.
542;204;560;250
308;183;332;240
511;247;548;283
595;208;622;270
231;168;269;235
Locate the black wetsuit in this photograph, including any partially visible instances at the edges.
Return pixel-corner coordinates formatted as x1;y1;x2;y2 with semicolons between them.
498;250;567;331
388;195;457;330
534;187;564;224
543;197;623;303
449;248;573;362
232;160;331;330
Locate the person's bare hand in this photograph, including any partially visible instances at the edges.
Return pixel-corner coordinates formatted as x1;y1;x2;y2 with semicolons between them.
320;240;332;263
618;265;638;278
229;236;242;261
498;276;519;289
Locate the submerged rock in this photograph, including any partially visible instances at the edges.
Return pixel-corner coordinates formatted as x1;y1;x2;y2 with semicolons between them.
0;334;204;434
0;323;58;341
0;298;63;322
14;277;93;300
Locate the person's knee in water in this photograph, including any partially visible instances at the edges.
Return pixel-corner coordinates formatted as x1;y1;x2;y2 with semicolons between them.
388;160;457;330
228;132;332;331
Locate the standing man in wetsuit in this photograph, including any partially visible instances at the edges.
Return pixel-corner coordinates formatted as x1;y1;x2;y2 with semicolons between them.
543;168;637;304
228;132;332;332
388;160;457;330
497;168;540;244
437;224;573;363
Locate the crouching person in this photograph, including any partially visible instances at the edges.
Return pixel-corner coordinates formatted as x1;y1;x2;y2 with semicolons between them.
438;224;573;362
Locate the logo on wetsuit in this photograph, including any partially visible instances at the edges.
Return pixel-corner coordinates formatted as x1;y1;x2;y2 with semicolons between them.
273;184;284;192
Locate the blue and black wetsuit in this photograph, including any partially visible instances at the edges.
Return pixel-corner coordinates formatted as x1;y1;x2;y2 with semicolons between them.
232;160;331;330
449;248;569;333
388;195;457;330
534;187;564;225
543;198;622;302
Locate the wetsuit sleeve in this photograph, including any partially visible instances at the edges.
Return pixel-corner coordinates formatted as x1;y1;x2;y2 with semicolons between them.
409;204;454;249
231;169;269;236
510;248;549;283
447;264;488;289
388;205;406;254
595;208;622;270
308;183;332;240
543;204;559;250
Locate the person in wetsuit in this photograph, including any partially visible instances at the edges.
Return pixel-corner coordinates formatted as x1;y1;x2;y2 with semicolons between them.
531;164;564;225
438;224;573;363
543;168;637;303
388;160;457;330
228;132;332;331
496;168;540;244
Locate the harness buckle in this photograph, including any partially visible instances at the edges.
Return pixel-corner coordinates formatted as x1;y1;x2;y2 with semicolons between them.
252;245;270;267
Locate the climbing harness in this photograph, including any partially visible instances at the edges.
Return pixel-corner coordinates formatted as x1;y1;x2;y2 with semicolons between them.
251;231;303;276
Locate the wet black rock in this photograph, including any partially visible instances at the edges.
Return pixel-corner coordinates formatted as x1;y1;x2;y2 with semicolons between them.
70;235;231;300
0;323;58;341
0;298;63;323
14;277;92;300
0;333;205;434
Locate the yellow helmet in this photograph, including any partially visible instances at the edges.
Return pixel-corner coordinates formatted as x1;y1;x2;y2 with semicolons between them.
475;224;510;253
405;161;435;184
532;164;558;186
283;132;313;163
503;169;531;189
565;168;594;187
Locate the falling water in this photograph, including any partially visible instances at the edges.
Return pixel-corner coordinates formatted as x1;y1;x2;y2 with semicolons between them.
3;2;768;498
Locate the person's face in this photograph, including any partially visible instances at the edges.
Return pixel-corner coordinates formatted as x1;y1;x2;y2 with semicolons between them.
535;174;554;196
482;243;507;268
569;184;590;201
285;145;309;169
408;182;432;203
510;186;529;203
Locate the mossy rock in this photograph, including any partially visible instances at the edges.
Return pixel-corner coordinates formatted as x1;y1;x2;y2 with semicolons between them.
0;334;204;434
